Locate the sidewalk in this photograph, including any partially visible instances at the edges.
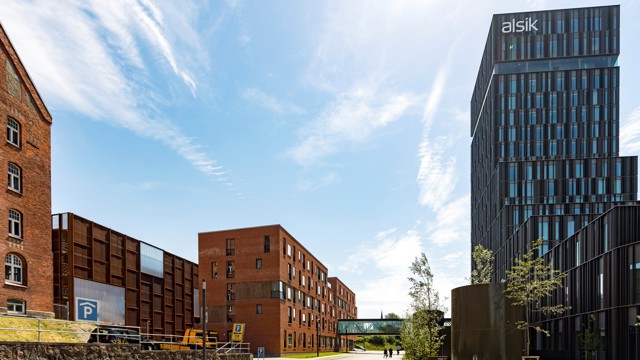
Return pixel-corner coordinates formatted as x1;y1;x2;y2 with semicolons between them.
265;350;404;360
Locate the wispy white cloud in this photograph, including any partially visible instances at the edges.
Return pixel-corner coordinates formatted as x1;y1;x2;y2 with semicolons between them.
131;1;197;95
288;83;421;165
116;181;164;192
0;0;227;181
343;224;467;317
297;172;341;192
451;108;470;127
237;34;251;45
620;107;640;155
341;229;422;316
416;47;458;211
425;194;470;247
242;87;305;115
417;139;457;210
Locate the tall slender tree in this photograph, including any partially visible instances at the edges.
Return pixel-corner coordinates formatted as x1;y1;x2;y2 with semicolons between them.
504;239;570;356
470;244;493;284
400;253;445;359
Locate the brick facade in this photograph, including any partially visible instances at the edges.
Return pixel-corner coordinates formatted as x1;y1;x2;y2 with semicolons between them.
199;225;358;356
0;24;53;317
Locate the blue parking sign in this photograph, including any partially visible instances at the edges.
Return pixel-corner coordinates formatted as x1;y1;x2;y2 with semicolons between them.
77;298;99;322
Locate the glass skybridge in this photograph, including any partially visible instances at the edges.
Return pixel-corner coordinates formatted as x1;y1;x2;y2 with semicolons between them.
337;319;404;335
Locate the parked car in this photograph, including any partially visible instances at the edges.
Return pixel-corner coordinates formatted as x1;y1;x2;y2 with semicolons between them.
87;325;157;350
353;345;366;351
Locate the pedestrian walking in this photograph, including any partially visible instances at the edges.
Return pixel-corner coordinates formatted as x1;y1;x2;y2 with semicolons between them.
388;347;393;358
384;348;388;358
396;345;401;355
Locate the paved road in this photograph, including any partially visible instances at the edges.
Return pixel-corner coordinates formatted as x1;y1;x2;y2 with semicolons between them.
270;350;404;360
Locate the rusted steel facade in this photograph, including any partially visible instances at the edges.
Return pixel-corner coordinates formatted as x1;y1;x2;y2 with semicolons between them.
52;212;200;336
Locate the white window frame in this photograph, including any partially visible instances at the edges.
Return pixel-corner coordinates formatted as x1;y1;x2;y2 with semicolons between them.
5;253;23;284
8;163;21;192
7;299;25;314
8;209;22;238
7;117;20;147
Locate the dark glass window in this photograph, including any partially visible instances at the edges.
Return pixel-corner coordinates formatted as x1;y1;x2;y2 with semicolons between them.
264;235;270;253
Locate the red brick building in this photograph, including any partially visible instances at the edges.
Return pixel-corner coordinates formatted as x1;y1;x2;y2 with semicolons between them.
199;225;357;356
328;277;357;321
0;24;53;317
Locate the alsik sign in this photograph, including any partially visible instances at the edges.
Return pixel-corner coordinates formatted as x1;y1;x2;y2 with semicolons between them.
502;17;538;33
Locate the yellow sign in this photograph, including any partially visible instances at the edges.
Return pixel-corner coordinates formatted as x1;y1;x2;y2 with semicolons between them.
231;323;245;342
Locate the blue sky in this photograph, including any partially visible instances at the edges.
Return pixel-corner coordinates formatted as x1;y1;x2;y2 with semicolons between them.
2;0;639;318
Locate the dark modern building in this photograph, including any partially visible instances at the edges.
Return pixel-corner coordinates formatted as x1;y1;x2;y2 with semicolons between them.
52;213;201;336
470;5;640;359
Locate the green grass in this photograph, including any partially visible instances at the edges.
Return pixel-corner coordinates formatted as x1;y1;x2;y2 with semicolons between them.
283;352;343;358
0;316;95;343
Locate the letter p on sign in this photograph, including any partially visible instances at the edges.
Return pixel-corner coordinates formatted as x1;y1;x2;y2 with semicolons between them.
77;298;99;322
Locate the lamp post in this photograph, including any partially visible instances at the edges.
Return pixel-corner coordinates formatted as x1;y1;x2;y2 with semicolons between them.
202;279;207;360
316;318;320;357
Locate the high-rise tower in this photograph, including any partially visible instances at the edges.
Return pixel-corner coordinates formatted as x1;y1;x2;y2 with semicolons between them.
471;5;635;278
471;5;640;358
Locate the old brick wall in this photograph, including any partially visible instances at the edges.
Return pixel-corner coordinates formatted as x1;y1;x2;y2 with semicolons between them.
0;343;253;360
0;24;54;316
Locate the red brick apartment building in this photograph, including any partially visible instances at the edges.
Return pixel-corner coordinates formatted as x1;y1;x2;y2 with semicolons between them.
52;213;201;335
199;225;358;356
327;277;357;323
0;24;53;317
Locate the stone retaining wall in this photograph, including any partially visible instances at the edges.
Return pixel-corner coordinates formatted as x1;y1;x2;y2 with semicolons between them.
0;343;253;360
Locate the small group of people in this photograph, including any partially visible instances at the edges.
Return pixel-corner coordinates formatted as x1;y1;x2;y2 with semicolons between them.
383;345;401;358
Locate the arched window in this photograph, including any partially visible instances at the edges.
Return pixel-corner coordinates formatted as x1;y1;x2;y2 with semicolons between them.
8;209;22;238
7;117;20;147
5;253;23;284
8;163;21;193
7;299;25;314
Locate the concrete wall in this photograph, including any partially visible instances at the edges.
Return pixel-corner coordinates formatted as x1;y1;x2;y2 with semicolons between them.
0;343;253;360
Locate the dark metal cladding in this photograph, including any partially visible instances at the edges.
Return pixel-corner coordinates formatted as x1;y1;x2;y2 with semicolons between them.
468;5;640;359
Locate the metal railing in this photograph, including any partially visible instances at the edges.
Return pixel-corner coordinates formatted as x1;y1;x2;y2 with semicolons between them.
217;341;251;354
0;315;250;352
0;315;98;343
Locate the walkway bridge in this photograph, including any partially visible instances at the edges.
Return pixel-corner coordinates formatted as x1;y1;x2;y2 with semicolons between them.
337;319;404;335
337;318;451;335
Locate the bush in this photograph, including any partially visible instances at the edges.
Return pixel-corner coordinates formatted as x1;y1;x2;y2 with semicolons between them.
369;336;385;346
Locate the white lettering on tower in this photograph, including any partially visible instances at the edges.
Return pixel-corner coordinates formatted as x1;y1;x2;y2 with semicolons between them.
502;17;539;33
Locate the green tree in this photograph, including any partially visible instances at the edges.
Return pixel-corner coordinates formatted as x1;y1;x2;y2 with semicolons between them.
400;253;445;359
579;314;601;360
470;244;493;284
385;312;401;319
369;335;385;346
504;239;570;357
